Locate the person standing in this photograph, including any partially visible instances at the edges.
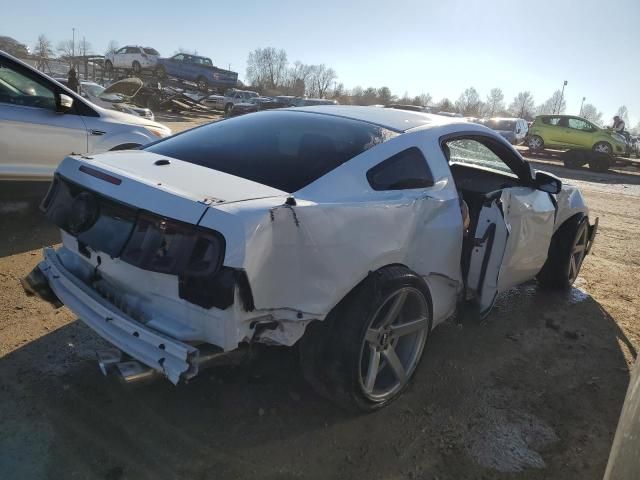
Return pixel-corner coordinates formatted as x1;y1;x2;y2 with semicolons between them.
67;68;79;94
612;115;626;133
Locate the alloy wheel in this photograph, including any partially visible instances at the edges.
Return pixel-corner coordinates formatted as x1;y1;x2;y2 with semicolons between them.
568;223;588;283
358;287;429;402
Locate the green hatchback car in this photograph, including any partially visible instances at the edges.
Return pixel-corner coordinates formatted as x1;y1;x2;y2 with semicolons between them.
527;115;627;156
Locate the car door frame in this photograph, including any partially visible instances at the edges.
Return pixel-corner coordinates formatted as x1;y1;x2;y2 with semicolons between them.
0;54;91;180
439;131;557;316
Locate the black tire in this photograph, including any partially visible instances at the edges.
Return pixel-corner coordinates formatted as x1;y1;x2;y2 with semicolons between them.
299;265;433;412
197;76;208;92
588;152;610;173
562;150;587;169
593;141;612;155
156;65;166;78
104;60;113;73
528;135;544;152
224;103;233;114
132;61;141;74
537;215;589;290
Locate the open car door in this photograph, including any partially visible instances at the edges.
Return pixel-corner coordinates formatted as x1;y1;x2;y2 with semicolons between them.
467;187;556;316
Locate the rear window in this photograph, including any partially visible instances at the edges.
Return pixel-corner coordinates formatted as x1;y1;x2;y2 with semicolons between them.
145;111;397;192
143;48;159;55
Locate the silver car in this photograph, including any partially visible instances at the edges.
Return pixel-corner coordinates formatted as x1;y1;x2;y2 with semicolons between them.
0;51;171;181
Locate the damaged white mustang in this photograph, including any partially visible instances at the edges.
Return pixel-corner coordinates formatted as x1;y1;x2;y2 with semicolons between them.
24;106;597;410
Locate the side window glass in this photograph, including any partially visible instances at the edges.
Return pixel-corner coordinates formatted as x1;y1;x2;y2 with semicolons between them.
116;47;127;54
173;54;184;62
543;117;560;126
568;118;591;131
0;62;56;110
367;147;434;191
445;139;516;176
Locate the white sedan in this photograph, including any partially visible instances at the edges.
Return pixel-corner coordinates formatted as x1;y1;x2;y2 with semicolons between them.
0;51;171;181
24;106;597;410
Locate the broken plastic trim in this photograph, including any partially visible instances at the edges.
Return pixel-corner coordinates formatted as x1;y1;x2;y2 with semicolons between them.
178;267;255;311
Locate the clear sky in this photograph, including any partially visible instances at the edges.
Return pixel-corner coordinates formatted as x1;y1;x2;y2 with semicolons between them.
2;0;638;125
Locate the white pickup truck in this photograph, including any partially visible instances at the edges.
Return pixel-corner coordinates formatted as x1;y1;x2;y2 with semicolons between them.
201;88;259;113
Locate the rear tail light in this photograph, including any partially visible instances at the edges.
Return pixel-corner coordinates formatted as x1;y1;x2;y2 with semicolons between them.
121;213;224;277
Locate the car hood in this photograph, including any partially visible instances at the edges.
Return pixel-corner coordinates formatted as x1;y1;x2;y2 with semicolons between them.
97;106;167;130
102;77;144;98
88;150;287;204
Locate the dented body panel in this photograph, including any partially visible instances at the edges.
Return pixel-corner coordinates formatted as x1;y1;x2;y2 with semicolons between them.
29;107;596;384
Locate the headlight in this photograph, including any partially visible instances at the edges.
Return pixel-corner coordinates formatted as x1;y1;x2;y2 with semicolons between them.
145;126;171;138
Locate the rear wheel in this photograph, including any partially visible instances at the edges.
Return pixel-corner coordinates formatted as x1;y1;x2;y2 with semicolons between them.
537;216;589;290
132;61;141;74
528;135;544;152
197;76;208;92
593;141;612;154
300;265;432;411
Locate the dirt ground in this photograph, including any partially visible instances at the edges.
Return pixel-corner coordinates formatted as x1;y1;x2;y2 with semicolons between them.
1;115;639;480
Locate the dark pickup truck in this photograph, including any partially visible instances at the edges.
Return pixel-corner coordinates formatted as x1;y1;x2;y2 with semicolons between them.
155;53;238;91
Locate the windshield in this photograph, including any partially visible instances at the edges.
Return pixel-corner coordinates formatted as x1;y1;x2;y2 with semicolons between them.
82;83;104;96
194;57;213;67
143;48;159;55
145;111;397;192
486;119;516;131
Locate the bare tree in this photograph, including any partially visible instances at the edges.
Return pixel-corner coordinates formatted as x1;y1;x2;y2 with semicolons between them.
307;64;337;98
537;90;566;115
57;40;74;58
508;91;535;119
415;93;432;107
616;105;629;124
33;35;53;71
377;86;394;105
437;98;454;112
246;47;288;90
78;37;92;57
581;104;603;125
484;88;505;118
286;61;313;95
455;87;482;116
105;40;119;56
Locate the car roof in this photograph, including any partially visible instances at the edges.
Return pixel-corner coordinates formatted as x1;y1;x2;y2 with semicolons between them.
286;105;459;133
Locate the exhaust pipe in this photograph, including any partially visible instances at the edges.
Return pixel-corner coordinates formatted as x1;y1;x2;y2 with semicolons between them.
96;349;158;385
115;361;158;385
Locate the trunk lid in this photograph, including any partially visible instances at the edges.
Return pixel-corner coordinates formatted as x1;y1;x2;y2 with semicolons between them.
55;151;286;225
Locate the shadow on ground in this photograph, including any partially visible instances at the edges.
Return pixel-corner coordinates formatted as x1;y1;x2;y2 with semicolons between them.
0;281;633;480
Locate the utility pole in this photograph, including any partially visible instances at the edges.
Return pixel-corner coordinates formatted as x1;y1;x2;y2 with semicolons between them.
556;80;567;114
72;27;75;58
579;97;586;116
228;63;231;71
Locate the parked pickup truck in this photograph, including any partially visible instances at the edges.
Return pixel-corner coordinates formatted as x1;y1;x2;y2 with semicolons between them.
155;54;238;92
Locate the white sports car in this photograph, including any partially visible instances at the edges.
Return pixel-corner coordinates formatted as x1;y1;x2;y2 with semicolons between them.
24;106;597;410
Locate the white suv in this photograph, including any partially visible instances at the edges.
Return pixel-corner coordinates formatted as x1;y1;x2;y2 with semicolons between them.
104;46;160;74
0;51;171;181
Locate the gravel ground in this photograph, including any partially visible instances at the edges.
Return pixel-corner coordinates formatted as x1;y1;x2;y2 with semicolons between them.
0;116;638;479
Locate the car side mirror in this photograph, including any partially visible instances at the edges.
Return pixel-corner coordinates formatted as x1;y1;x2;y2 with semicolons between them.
533;170;562;194
56;93;74;113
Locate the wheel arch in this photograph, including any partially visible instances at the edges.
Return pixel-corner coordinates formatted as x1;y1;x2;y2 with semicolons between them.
554;185;589;233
